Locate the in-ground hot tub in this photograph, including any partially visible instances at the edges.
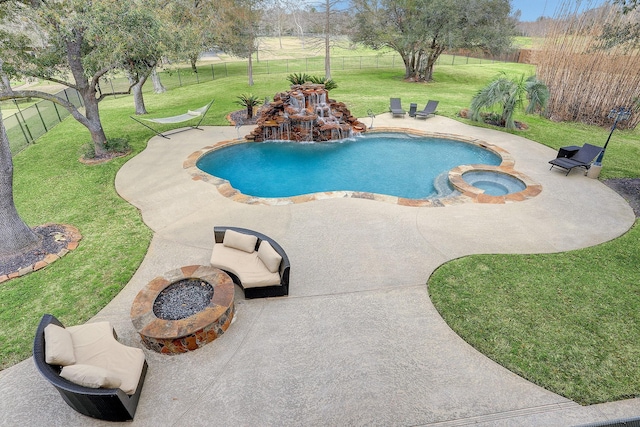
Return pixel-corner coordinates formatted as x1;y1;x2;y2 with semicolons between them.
130;265;234;354
461;170;526;196
448;165;542;203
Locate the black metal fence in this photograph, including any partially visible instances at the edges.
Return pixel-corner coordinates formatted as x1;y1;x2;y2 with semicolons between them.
5;51;517;156
5;88;84;155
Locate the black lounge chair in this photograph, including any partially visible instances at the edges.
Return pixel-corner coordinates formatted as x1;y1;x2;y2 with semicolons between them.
390;98;406;117
549;143;603;176
415;100;439;119
33;314;148;421
408;103;417;117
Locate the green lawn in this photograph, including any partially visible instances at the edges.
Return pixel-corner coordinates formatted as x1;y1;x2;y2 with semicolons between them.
2;60;639;407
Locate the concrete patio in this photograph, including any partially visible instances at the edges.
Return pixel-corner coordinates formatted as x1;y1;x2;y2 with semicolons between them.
1;114;637;426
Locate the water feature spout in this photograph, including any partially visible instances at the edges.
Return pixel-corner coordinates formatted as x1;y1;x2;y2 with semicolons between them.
246;83;367;142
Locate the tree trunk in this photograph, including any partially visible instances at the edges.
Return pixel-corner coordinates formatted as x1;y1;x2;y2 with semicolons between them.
67;38;109;156
0;58;11;92
401;51;420;80
80;88;108;156
0;108;40;257
151;68;166;94
248;51;254;86
324;0;331;80
189;55;198;73
129;73;149;115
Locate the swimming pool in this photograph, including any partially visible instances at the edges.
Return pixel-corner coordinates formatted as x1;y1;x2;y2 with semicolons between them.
196;132;502;200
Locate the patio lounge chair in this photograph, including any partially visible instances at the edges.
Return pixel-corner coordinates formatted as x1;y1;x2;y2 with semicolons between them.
415;100;439;119
390;98;406;117
548;143;603;176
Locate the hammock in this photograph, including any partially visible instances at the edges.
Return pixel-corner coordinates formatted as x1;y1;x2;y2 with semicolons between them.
130;99;214;139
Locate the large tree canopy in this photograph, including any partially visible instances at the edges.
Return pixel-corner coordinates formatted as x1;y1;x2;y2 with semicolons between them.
0;0;162;258
351;0;516;82
0;0;163;154
213;0;264;86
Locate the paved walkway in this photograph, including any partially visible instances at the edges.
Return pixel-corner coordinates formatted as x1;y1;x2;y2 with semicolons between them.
1;115;637;426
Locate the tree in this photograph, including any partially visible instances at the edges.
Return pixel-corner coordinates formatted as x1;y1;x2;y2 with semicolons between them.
352;0;515;82
614;0;640;13
599;1;640;49
0;4;40;257
469;74;549;130
168;0;218;74
0;0;162;155
214;0;264;86
322;0;340;80
0;100;40;256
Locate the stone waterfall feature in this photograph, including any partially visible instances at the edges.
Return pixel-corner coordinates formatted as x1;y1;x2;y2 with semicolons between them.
245;83;367;142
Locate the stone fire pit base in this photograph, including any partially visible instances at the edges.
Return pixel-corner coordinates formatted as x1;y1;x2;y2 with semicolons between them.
130;265;235;354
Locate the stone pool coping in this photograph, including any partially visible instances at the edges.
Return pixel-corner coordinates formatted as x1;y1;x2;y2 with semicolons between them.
183;127;542;207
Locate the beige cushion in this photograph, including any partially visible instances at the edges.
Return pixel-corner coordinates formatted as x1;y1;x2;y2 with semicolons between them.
211;243;281;288
44;324;76;366
257;241;282;273
60;364;122;389
67;322;146;395
223;229;257;253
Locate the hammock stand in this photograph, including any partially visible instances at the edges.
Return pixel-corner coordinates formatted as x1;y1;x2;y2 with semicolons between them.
129;100;214;139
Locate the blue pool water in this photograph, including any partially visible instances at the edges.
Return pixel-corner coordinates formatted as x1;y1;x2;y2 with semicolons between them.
197;132;502;199
462;171;526;196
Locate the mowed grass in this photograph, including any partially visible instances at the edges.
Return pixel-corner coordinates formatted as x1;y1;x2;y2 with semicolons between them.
428;225;640;405
2;53;640;407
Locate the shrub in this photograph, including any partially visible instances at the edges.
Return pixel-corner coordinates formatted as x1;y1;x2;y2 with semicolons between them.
286;73;338;91
235;93;262;118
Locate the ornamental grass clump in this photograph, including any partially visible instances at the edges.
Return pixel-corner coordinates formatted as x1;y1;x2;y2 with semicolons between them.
536;0;640;128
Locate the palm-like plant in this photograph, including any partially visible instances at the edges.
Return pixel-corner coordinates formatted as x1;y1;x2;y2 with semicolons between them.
286;73;313;85
235;93;261;118
470;74;549;130
286;73;338;91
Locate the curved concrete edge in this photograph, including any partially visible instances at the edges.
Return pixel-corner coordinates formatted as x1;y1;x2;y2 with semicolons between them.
1;115;637;426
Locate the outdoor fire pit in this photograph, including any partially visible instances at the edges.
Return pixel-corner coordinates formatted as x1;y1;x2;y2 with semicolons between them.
130;265;234;354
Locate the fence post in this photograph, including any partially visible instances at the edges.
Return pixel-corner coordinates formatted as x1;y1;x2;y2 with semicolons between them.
211;64;215;80
110;80;116;98
196;70;199;84
34;103;48;131
14;113;31;145
52;102;62;122
13;100;34;143
76;90;83;107
177;69;182;86
225;63;228;77
451;54;455;65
